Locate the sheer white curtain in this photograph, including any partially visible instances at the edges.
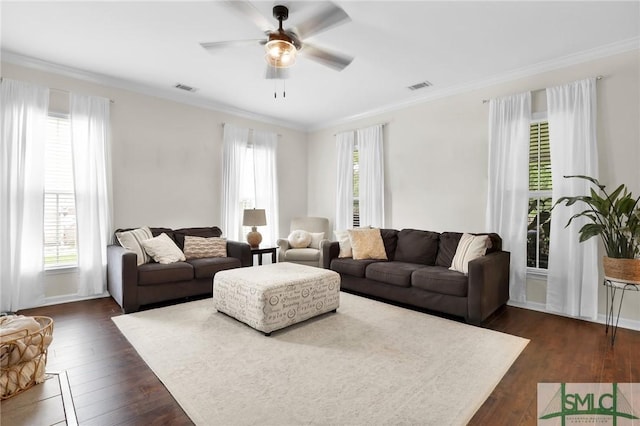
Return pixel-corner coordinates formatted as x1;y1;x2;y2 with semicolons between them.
253;130;279;246
70;93;113;297
546;78;599;319
357;124;385;228
335;131;355;231
0;79;49;312
486;92;531;303
221;124;250;241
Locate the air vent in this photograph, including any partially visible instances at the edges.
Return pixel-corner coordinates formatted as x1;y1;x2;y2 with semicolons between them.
407;81;433;91
175;83;197;92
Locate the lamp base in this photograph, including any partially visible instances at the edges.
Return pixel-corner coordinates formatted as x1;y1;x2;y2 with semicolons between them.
246;227;263;248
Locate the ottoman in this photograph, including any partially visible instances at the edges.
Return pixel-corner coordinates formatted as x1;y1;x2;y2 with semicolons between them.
213;262;340;335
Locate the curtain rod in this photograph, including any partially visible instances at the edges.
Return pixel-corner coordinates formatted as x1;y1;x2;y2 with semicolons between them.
221;122;282;137
333;122;388;137
0;77;114;103
481;75;604;104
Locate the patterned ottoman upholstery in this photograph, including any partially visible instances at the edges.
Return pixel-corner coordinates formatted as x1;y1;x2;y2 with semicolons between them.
213;262;340;335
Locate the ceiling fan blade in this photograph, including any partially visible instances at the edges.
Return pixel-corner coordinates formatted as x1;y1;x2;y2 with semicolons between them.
295;3;350;39
265;65;290;80
200;39;265;51
224;0;273;34
301;43;354;71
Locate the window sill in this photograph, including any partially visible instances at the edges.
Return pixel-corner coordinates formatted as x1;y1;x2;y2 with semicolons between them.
526;268;548;280
45;266;78;275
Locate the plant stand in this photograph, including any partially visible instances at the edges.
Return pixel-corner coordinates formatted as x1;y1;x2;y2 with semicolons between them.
603;278;639;346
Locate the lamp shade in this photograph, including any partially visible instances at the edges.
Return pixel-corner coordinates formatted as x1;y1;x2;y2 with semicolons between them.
243;209;267;227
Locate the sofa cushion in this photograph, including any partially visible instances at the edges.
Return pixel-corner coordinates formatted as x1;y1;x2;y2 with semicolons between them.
394;229;440;265
436;232;463;267
450;233;490;274
138;262;194;286
365;261;426;287
283;248;320;262
330;258;379;278
115;226;154;265
348;228;388;260
173;227;223;250
140;233;186;264
187;257;241;279
411;267;468;297
380;229;399;260
183;236;227;259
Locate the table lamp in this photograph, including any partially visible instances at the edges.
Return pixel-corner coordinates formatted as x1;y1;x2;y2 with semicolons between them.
243;208;266;248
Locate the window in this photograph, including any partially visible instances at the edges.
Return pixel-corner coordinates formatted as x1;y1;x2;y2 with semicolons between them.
239;144;256;236
527;120;552;270
44;114;78;268
352;145;360;227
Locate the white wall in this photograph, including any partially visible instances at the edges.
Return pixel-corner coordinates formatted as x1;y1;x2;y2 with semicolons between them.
307;49;640;326
2;61;308;301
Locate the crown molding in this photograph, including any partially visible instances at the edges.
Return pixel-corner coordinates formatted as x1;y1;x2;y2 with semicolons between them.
1;50;307;132
309;37;640;132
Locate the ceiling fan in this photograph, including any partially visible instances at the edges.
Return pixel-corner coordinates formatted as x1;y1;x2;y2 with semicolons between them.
200;1;354;77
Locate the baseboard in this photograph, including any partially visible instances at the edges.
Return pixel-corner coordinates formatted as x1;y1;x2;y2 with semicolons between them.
42;292;110;307
507;300;640;331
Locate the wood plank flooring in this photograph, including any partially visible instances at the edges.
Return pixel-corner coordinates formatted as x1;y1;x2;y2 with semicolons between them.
4;295;639;425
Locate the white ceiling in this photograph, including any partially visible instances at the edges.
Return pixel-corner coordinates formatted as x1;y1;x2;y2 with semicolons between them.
2;1;639;130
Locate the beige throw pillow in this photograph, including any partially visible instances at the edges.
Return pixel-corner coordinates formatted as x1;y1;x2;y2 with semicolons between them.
288;230;312;248
348;228;388;260
140;233;186;264
309;232;325;249
115;226;154;265
183;236;227;259
449;233;490;274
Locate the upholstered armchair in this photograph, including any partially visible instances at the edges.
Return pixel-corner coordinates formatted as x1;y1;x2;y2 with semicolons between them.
277;217;331;268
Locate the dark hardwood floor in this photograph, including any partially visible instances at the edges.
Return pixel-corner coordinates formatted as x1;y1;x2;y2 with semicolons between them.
6;295;639;425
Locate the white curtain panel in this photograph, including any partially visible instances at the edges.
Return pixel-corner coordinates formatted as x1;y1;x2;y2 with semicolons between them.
0;78;49;312
546;78;599;319
252;130;279;246
486;92;531;303
221;124;250;241
357;124;385;228
70;93;113;297
335;131;355;232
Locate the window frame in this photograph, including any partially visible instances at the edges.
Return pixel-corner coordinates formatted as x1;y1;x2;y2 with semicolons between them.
527;112;551;277
43;112;78;271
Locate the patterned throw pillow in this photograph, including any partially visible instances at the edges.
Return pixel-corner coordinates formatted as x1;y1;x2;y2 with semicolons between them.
348;228;388;260
449;233;490;275
115;226;154;265
140;233;186;264
183;236;227;259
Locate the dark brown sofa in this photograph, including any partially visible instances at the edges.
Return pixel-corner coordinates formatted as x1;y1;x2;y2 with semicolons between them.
323;229;510;324
107;226;251;313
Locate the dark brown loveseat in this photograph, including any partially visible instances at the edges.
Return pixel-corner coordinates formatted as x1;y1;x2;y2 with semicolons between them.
107;226;252;313
323;229;510;324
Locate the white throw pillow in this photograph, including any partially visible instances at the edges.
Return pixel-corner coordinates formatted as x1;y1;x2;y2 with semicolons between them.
115;226;154;266
449;233;490;275
288;230;312;248
335;230;352;258
309;232;325;249
140;233;186;264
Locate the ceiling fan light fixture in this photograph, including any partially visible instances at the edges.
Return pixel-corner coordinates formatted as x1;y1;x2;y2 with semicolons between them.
265;39;297;68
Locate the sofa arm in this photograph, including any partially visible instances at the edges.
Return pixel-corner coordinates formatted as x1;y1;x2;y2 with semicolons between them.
322;241;341;269
226;240;252;267
276;238;290;262
107;244;139;313
467;251;511;324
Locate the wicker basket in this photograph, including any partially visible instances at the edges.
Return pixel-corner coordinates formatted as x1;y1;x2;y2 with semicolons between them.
0;316;54;400
603;257;640;285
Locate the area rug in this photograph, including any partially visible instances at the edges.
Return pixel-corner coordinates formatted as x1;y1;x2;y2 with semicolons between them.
112;292;528;425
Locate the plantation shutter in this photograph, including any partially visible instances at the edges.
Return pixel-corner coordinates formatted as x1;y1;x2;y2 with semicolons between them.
529;121;551;191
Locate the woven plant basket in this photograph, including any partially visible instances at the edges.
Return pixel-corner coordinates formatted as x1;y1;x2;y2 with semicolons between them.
603;257;640;285
0;316;54;400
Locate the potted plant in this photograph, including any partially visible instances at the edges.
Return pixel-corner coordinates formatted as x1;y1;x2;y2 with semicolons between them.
554;175;640;284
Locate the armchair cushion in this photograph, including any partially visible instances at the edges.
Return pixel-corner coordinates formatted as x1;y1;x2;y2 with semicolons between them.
282;248;320;262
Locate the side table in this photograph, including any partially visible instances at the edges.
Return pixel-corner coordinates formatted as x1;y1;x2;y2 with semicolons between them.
603;278;639;346
250;246;277;266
